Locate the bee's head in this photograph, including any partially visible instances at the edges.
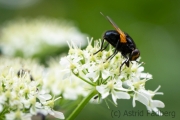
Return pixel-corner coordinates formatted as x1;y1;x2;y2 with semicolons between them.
130;49;140;61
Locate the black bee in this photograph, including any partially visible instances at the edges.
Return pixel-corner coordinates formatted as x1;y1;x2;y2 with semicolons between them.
94;13;140;71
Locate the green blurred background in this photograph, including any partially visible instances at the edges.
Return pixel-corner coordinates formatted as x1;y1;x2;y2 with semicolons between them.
0;0;179;120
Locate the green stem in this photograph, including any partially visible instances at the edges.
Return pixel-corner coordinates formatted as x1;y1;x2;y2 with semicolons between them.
66;89;98;120
78;75;95;86
72;71;95;86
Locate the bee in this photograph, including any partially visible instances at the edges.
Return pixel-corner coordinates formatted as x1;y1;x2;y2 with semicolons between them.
94;12;140;71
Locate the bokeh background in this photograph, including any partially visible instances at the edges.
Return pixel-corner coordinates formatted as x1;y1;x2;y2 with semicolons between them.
0;0;179;120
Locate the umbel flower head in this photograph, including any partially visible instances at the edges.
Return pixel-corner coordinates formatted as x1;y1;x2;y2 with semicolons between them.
0;17;87;57
43;58;90;100
60;38;165;115
0;57;64;120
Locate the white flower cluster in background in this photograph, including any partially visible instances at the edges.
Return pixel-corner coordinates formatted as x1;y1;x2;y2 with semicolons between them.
43;58;91;100
59;38;165;115
0;57;64;120
0;17;87;57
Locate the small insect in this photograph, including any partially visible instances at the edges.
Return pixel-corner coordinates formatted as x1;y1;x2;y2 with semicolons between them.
94;12;140;71
93;95;99;100
17;69;34;81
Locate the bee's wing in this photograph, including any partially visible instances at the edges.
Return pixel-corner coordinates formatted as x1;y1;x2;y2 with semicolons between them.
106;16;124;35
100;12;127;43
100;12;124;35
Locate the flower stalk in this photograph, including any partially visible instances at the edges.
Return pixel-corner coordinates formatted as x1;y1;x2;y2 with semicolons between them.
67;89;98;120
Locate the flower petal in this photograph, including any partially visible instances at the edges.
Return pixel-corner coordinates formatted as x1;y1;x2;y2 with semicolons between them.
112;92;118;105
38;94;52;103
132;94;136;107
49;110;65;119
111;91;130;105
115;91;130;99
86;71;99;82
101;70;109;79
152;100;165;108
152;108;163;116
135;92;149;106
96;85;109;99
140;73;152;79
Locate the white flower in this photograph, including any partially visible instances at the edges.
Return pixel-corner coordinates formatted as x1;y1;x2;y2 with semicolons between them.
85;62;111;82
43;58;90;100
133;86;164;116
48;109;65;119
5;110;32;120
34;96;65;119
59;38;164;115
0;57;64;119
0;17;87;57
96;80;130;105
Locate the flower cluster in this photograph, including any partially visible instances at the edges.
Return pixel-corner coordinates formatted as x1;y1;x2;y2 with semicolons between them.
0;17;87;57
0;57;64;120
60;38;165;115
43;58;90;100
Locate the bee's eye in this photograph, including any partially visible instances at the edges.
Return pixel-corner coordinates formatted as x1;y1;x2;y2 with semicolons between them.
130;49;140;60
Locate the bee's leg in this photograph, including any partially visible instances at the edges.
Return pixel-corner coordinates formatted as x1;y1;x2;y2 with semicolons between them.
93;39;109;55
119;58;129;73
106;50;118;61
106;40;120;61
